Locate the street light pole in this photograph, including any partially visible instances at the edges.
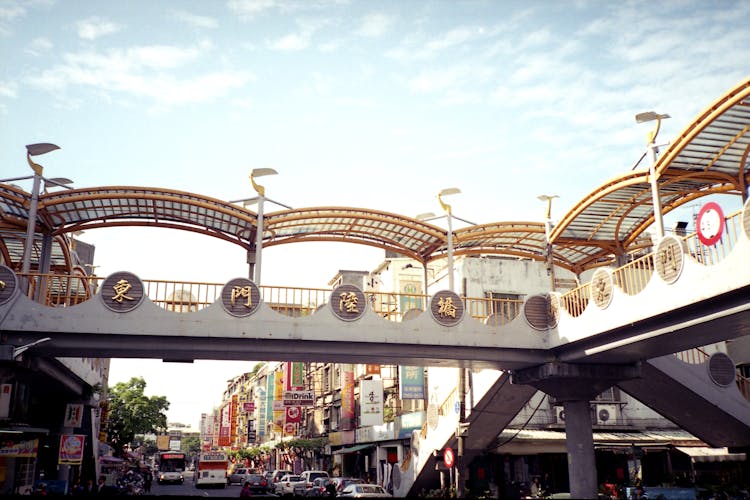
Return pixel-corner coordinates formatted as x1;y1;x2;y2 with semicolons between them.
249;168;278;285
21;143;60;275
537;194;559;291
636;111;670;239
437;187;465;498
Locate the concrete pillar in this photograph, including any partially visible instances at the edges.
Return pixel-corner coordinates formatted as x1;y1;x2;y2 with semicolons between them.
563;400;597;499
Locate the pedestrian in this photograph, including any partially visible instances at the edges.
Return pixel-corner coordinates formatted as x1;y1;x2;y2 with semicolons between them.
143;469;152;493
240;481;252;497
325;479;337;499
530;477;541;498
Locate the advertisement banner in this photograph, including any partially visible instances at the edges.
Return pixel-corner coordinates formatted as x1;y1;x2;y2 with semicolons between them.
285;405;301;424
282;390;314;406
365;365;381;376
0;439;38;458
360;379;384;427
284;362;305;390
399;366;425;400
218;404;231;447
340;367;355;430
273;371;284;433
59;434;85;465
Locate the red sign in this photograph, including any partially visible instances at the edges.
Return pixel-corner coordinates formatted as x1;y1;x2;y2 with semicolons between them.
696;202;725;246
443;447;455;468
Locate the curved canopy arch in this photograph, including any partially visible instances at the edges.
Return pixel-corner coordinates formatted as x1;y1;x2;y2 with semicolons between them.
550;77;750;273
2;77;749;277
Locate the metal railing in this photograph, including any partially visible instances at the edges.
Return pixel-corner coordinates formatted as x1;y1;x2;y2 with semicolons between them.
559;207;745;317
17;273;524;326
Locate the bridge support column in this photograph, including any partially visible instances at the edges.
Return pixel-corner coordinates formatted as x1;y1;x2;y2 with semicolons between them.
512;362;641;500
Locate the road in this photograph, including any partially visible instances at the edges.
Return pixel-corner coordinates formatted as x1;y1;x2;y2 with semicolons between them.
150;470;250;497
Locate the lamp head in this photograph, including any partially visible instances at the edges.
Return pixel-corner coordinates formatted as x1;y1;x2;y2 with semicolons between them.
415;212;437;221
635;111;670;123
438;187;461;197
26;143;60;156
250;168;278;179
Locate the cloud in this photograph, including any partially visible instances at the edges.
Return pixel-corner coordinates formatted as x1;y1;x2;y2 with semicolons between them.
0;81;17;98
25;42;253;108
76;16;122;40
171;10;218;29
354;13;392;38
25;37;53;56
227;0;279;20
269;32;310;51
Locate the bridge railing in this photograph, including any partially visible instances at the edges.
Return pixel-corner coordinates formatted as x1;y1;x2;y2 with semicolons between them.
559;206;745;318
676;347;750;402
17;273;524;325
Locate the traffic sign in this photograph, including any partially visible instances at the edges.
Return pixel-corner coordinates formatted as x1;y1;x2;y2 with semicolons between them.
696;202;725;246
443;447;455;468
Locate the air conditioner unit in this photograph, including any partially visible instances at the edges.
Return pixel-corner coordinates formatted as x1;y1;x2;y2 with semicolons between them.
555;407;566;424
596;404;618;425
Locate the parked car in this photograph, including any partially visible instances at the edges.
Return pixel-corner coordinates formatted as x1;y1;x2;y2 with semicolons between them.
243;473;271;494
275;474;304;496
304;477;330;497
297;470;330;496
227;467;255;485
330;477;364;494
266;469;290;486
339;483;392;498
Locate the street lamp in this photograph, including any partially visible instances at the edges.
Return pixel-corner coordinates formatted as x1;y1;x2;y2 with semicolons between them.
636;111;670;239
437;187;460;293
249;168;278;285
537;194;559;290
21;143;60;275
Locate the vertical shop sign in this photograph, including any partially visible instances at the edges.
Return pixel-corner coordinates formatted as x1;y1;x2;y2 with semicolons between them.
399;366;425;400
360;379;384;427
340;366;355;430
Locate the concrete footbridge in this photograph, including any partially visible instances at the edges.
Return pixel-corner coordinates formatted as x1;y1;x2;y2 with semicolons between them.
2;77;750;498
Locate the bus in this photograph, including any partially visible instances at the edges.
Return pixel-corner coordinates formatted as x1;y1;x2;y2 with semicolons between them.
194;451;229;488
156;451;186;484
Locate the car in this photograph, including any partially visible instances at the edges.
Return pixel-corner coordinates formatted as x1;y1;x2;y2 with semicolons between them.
338;484;392;498
266;469;291;485
330;477;364;494
242;473;271;494
297;471;329;496
227;467;255;485
275;474;304;496
304;477;330;497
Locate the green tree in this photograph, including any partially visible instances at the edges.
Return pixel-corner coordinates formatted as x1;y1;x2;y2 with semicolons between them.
106;377;169;456
181;435;201;455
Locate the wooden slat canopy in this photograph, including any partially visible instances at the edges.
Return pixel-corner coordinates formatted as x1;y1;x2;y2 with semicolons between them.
2;78;749;276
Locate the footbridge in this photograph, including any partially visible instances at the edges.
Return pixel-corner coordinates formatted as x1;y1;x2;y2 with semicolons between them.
2;77;750;498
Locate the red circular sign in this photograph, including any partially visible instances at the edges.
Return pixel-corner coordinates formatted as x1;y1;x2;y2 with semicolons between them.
443;447;455;468
696;202;725;246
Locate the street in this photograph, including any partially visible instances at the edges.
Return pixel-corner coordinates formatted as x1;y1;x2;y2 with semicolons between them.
150;471;248;497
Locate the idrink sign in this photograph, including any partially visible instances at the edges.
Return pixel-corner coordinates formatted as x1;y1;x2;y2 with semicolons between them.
282;390;314;406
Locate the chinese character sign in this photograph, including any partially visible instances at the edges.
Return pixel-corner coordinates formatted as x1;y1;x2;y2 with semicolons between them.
399;366;425;400
63;403;84;427
340;368;355;431
359;379;384;427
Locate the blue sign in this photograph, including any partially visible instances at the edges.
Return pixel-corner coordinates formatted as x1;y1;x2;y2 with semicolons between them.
399;366;425;400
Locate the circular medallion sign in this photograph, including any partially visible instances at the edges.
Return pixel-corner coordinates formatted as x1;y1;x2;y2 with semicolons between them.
0;265;18;306
591;268;614;310
654;236;685;284
443;447;455;468
742;197;750;240
696;202;725;246
430;290;464;326
330;284;367;321
100;272;144;312
221;278;262;317
426;403;439;430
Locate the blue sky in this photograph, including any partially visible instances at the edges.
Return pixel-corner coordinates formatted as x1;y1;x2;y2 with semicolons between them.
2;0;749;425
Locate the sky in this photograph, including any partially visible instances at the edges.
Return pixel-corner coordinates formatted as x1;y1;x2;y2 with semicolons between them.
2;0;749;426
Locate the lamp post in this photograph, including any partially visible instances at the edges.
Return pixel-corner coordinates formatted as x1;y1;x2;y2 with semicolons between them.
636;111;670;239
249;168;292;285
21;143;60;275
537;194;559;290
437;187;460;293
435;187;466;498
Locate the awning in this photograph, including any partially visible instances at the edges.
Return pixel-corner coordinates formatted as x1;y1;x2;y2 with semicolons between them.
676;447;747;462
332;444;375;455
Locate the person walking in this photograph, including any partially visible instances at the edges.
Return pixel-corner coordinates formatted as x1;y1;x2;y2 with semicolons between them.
240;481;252;497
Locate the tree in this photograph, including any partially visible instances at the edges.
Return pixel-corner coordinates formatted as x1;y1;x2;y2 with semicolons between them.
106;376;169;456
181;435;201;455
